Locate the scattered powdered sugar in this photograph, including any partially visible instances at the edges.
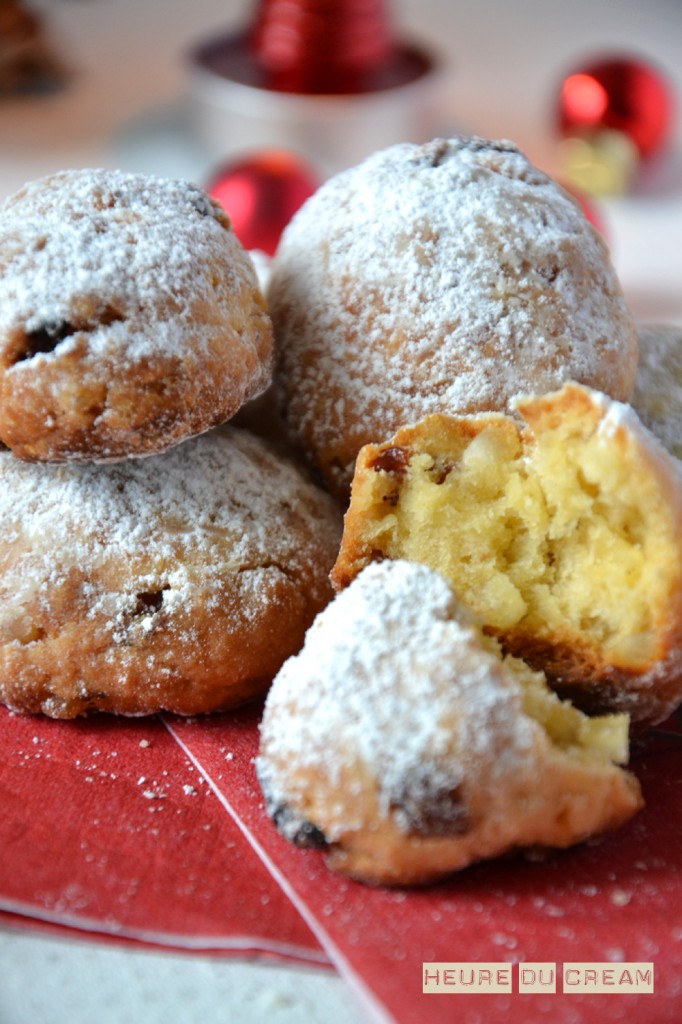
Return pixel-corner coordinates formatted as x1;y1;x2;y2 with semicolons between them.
0;425;340;644
258;560;537;840
631;324;682;459
269;137;636;487
0;168;259;366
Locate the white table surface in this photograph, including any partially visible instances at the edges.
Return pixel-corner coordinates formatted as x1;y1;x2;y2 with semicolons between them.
1;1;681;1022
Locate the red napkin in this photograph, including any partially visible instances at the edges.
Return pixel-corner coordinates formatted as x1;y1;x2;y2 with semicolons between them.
2;699;681;1023
0;705;325;963
168;708;682;1024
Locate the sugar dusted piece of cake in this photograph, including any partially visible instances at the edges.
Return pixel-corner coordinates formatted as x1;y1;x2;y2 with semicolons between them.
258;560;642;886
333;383;682;727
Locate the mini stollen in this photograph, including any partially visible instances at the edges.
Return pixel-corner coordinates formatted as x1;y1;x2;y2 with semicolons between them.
0;426;341;717
268;137;638;496
0;168;273;461
258;560;642;886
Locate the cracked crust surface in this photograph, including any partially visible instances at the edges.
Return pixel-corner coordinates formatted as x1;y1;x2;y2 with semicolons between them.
268;137;638;496
0;425;342;717
0;169;273;462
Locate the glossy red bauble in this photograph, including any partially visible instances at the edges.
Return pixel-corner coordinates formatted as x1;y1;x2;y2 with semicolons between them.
558;55;673;159
207;150;320;255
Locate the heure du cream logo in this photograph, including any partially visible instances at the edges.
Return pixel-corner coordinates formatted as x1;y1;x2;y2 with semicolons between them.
422;962;654;995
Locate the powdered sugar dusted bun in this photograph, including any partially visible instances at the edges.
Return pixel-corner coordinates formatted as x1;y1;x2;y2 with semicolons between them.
0;426;341;718
631;324;682;459
258;560;642;886
0;169;273;462
268;137;638;496
333;383;682;726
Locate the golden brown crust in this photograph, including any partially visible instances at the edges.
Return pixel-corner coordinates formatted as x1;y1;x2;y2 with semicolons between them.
0;169;273;462
262;741;643;887
0;426;342;718
318;757;643;887
332;384;682;726
0;569;315;718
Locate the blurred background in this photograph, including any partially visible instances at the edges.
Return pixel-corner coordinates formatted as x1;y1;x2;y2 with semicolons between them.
0;1;681;1022
0;0;680;322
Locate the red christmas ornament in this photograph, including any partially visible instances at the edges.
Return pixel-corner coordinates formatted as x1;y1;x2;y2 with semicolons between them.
558;55;673;159
207;150;320;255
194;0;432;97
251;0;394;94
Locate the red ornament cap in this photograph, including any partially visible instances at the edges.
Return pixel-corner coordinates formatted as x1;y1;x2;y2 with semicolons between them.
207;150;319;256
194;0;433;97
558;55;674;159
250;0;395;94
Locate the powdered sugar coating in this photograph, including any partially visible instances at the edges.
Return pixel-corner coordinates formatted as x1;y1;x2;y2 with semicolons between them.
258;561;529;837
258;559;642;884
631;324;682;459
269;137;638;494
0;425;341;717
0;169;247;361
0;169;273;460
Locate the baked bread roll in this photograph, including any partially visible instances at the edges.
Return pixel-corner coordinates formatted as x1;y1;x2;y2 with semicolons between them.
268;137;638;496
258;560;643;886
631;324;682;459
0;169;273;461
332;383;682;726
0;426;341;718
